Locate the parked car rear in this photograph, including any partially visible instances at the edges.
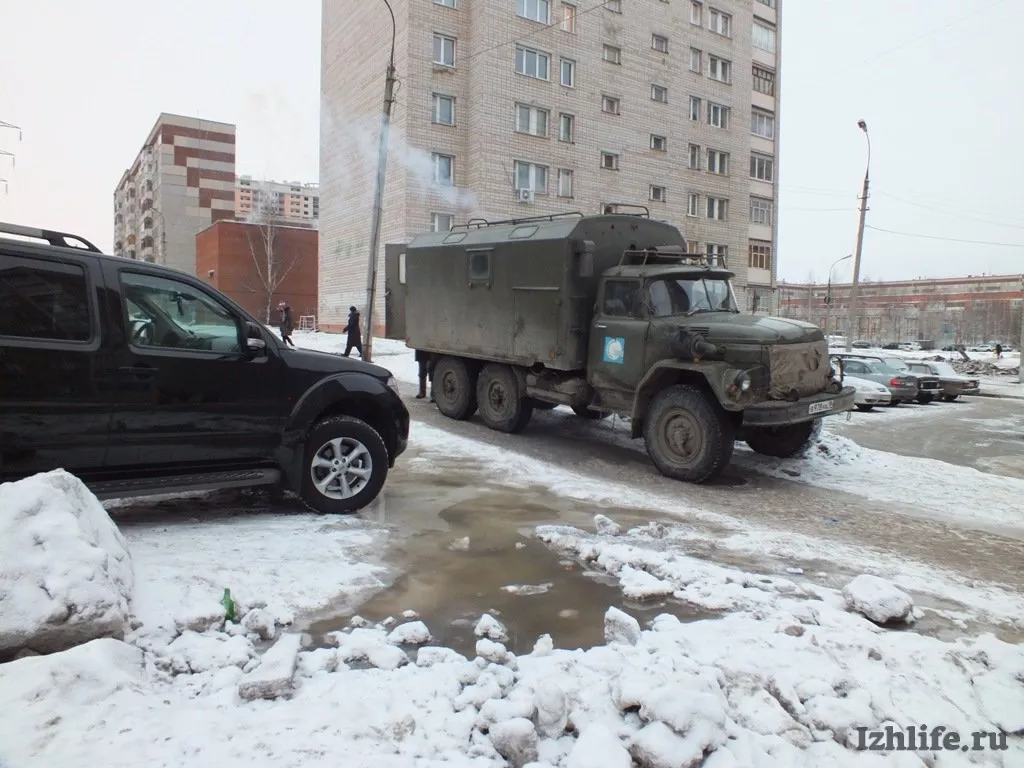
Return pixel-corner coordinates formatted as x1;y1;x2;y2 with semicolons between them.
831;356;918;405
905;361;980;400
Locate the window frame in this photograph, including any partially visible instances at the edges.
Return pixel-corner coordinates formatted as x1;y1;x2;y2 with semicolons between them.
513;160;550;194
432;93;456;126
749;240;773;270
708;101;730;129
603;44;622;64
557;168;574;198
0;252;97;346
706;196;729;221
750;153;775;182
560;57;576;87
751;108;775;139
432;33;456;67
652;34;669;53
651;84;668;103
750;196;774;225
601;95;620;114
467;249;493;286
515;45;551;80
600;151;620;170
432;152;455;186
650;134;667;152
649;185;667;203
430;212;455;232
708;55;731;84
516;0;551;24
515;103;550;137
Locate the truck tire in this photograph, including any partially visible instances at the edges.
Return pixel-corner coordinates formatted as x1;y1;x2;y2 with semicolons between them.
301;416;389;514
572;405;608;420
433;356;478;421
745;419;821;459
643;385;734;483
477;363;533;433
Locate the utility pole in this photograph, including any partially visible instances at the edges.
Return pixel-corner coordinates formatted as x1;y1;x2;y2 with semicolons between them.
846;120;870;352
826;254;853;343
362;0;398;364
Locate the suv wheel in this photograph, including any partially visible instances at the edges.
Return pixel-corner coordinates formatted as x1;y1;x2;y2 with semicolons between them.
643;384;734;483
745;419;821;459
476;363;533;433
433;356;478;421
301;416;389;514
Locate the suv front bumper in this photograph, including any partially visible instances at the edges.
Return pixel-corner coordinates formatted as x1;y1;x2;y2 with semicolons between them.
742;386;856;427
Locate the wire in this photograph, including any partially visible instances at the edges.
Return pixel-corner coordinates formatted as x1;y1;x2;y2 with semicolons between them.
873;191;1024;230
463;0;612;64
780;206;854;212
865;225;1024;248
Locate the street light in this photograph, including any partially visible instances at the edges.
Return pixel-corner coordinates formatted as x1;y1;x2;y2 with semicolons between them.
362;0;398;363
825;254;853;341
845;120;871;352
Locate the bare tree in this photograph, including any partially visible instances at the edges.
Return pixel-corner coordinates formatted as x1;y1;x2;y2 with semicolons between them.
243;181;301;323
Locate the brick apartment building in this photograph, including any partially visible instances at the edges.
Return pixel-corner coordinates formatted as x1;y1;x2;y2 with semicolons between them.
236;176;320;224
320;0;782;333
777;273;1024;347
114;113;237;274
195;220;319;324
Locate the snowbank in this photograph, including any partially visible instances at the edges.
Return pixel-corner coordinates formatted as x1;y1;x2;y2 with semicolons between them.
0;470;134;657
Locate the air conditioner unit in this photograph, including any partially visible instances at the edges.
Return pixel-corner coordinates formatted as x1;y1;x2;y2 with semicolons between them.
517;188;535;203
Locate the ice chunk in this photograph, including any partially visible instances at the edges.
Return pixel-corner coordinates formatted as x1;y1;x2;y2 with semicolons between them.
416;646;466;667
594;514;621;536
475;613;508;642
387;621;432;646
532;634;554;656
476;638;511;664
163;630;256;674
842;574;914;624
488;717;539;768
237;632;302;701
296;647;338;676
604;606;641;646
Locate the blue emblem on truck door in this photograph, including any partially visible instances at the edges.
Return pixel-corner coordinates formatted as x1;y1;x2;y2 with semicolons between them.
603;336;625;364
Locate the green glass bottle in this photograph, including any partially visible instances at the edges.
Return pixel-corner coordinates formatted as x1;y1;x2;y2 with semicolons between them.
221;588;237;623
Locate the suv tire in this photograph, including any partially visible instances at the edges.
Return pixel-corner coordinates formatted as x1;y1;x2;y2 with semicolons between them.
477;363;533;433
433;356;478;421
643;384;734;483
745;418;821;459
301;416;389;514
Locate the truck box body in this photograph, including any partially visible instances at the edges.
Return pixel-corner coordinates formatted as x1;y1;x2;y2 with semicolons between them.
403;214;686;372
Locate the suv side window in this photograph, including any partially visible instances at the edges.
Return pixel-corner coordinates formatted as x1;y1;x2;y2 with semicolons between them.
120;271;242;354
0;254;92;342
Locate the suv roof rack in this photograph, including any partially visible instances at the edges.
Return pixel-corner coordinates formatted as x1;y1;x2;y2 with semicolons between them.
450;211;584;231
599;202;650;218
0;222;102;252
618;245;718;268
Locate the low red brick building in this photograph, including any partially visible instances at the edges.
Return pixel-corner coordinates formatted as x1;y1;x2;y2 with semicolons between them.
196;220;318;324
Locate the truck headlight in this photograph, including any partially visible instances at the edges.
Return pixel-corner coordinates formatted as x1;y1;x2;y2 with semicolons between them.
736;373;752;392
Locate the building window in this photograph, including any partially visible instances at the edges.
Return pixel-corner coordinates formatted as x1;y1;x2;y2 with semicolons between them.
689;48;702;73
686;239;700;254
432;93;455;125
749;240;772;270
651;84;668;103
690;1;702;25
706;243;728;266
751;109;775;139
750;153;775;182
652;34;669;53
514;160;549;193
650;134;667;152
517;0;550;23
709;8;731;37
756;0;776;7
433;34;456;66
432;152;454;186
603;45;621;64
560;57;576;86
516;46;550;79
600;151;619;170
601;95;620;114
707;149;729;175
430;213;454;232
688;143;701;170
515;104;549;137
689;96;702;121
561;3;577;32
753;65;776;96
435;0;456;6
650;185;667;203
558;168;574;197
708;56;731;83
559;113;575;142
750;196;774;225
753;21;777;53
706;197;728;220
708;102;730;128
606;0;621;11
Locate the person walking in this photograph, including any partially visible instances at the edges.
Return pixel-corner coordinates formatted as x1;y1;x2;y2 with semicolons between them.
414;349;435;402
994;342;1002;359
342;305;363;358
278;302;296;347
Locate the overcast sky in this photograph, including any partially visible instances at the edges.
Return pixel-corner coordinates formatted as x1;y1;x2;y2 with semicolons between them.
1;0;1021;284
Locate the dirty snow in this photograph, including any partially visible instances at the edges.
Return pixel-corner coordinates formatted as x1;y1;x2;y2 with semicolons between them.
0;470;134;657
843;575;915;625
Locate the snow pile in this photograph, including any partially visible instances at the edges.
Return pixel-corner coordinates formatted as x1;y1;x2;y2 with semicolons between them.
0;470;134;657
843;575;914;625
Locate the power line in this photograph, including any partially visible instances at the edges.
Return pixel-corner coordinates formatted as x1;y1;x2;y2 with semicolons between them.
874;190;1024;229
464;1;611;64
866;224;1024;248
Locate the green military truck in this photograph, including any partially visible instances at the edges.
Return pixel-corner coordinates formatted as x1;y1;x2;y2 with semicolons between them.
387;211;854;483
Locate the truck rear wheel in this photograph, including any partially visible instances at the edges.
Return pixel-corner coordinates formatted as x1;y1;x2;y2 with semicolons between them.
745;419;821;458
477;364;533;433
433;356;478;421
643;385;734;483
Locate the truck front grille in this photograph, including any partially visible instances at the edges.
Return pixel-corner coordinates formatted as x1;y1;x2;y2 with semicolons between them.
767;340;831;400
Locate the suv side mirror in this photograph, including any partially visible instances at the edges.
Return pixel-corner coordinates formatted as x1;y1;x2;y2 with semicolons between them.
243;321;267;356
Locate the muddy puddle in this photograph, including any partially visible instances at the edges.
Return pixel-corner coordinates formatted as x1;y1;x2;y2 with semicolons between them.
307;490;719;656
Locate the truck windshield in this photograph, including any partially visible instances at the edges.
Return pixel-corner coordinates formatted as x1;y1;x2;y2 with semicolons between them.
646;277;739;317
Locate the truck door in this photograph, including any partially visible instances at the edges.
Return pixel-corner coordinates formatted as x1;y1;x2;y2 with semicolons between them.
588;278;649;394
384;243;407;340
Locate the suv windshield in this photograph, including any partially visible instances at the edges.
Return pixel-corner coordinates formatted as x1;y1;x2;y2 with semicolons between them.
646;277;739;317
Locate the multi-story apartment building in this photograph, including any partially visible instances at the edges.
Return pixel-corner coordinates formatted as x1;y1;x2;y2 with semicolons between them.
236;176;320;225
113;113;237;274
320;0;781;331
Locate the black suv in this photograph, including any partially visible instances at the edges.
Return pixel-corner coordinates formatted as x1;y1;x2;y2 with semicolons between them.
0;223;409;513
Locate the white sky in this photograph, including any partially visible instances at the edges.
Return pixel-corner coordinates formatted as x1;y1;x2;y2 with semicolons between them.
0;0;1021;283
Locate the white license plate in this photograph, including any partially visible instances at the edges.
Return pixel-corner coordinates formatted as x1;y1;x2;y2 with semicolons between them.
808;400;833;415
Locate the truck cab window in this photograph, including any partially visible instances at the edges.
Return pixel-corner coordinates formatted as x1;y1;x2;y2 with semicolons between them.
602;280;639;317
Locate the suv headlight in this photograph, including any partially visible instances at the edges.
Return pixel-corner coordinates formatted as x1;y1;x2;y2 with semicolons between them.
386;376;400;396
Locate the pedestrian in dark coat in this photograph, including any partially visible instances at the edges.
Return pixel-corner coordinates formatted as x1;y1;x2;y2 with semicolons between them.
278;302;296;346
414;349;435;401
994;343;1002;359
342;306;363;357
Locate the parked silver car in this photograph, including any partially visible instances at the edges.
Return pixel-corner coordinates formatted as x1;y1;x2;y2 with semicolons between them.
834;353;941;404
905;361;980;400
831;356;918;405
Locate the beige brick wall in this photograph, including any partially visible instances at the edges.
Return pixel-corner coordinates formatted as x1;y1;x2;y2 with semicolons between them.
320;0;781;329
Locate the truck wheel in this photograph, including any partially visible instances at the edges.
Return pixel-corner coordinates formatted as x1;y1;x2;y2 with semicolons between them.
855;404;873;412
745;419;821;459
301;416;389;514
433;356;478;420
643;385;734;483
477;364;533;433
572;405;608;420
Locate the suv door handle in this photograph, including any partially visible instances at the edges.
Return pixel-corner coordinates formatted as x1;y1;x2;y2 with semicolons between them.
118;365;158;377
594;324;607;329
